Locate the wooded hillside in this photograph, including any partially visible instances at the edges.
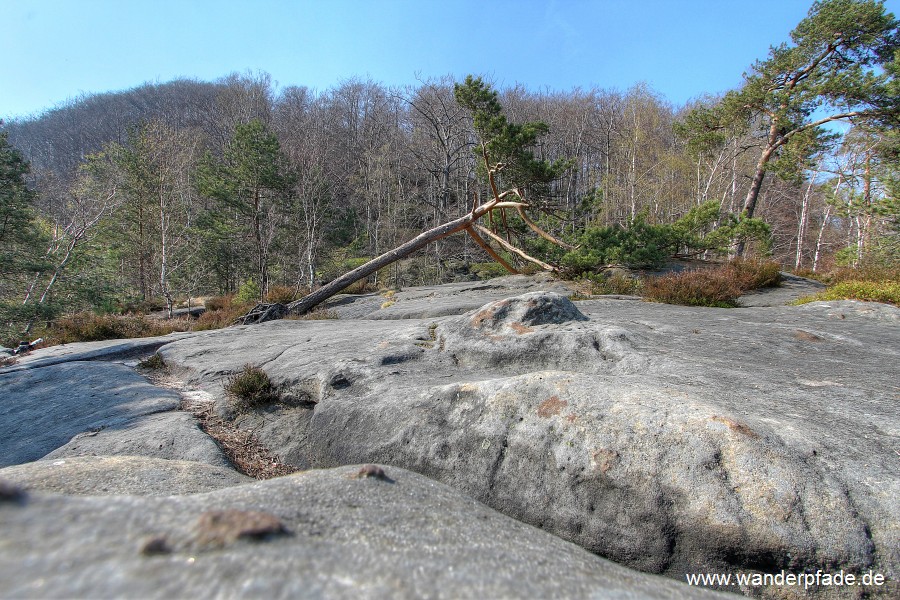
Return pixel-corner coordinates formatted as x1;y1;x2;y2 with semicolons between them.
1;0;897;336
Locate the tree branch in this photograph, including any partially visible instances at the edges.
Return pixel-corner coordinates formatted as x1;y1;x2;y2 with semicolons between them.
474;224;559;272
465;226;519;273
515;206;577;250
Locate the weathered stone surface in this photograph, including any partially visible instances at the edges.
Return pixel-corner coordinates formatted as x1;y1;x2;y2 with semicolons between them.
737;272;826;307
159;290;900;597
0;361;181;467
0;465;727;599
0;332;194;374
322;272;578;319
41;411;231;468
0;455;251;496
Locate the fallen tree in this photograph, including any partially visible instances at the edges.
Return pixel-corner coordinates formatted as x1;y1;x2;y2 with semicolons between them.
237;76;573;325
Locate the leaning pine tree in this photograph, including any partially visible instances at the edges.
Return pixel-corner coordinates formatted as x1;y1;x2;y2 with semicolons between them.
237;76;573;324
680;0;900;256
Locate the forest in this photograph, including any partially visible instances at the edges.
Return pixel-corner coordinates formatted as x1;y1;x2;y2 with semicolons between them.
1;0;898;343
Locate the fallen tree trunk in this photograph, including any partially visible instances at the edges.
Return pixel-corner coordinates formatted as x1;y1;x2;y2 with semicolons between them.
235;76;575;326
237;211;484;325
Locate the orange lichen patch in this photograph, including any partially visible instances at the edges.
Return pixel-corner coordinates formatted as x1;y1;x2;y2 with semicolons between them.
565;413;578;423
591;449;619;474
537;395;568;418
510;322;533;334
794;330;824;342
711;416;760;438
193;509;287;548
470;300;509;327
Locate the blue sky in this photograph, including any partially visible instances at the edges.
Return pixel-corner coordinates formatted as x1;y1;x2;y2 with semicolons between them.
2;0;898;120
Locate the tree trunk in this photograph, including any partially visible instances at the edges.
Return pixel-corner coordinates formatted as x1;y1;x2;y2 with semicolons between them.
236;211;479;325
795;170;818;271
735;145;776;257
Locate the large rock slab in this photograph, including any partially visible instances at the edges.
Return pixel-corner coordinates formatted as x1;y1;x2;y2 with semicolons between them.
322;272;578;319
0;332;194;374
737;272;825;307
0;361;183;468
0;465;727;599
41;411;231;468
159;292;900;597
0;455;251;496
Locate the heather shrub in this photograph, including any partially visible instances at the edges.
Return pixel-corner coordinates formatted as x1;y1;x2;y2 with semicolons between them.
225;364;279;412
643;271;743;308
590;272;644;295
43;312;190;345
284;308;339;320
342;279;376;294
204;295;233;312
137;353;167;370
822;265;899;284
194;303;252;331
722;259;782;290
266;285;301;304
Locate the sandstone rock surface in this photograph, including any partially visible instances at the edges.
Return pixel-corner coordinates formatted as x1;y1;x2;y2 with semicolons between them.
41;411;231;468
0;332;193;373
158;290;900;598
0;465;727;599
0;455;251;496
0;361;183;468
1;275;896;598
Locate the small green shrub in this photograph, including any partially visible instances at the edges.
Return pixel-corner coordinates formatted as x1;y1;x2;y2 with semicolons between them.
794;280;900;306
235;280;261;304
137;353;167;370
224;364;279;411
643;271;742;308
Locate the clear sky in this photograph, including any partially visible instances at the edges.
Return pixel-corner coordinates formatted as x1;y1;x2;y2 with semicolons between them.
2;0;898;120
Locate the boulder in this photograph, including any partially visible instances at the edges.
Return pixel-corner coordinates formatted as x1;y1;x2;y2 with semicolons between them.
41;411;231;468
0;361;182;468
322;272;578;319
0;332;195;374
0;455;251;496
158;291;900;598
0;465;727;599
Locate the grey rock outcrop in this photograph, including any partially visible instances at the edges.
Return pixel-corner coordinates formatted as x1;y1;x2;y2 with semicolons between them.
0;332;194;374
0;362;183;468
322;272;578;319
41;411;231;468
158;291;900;598
0;455;251;496
0;465;727;599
